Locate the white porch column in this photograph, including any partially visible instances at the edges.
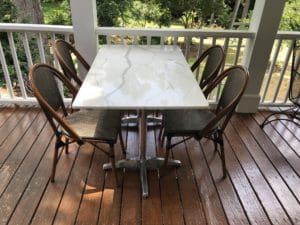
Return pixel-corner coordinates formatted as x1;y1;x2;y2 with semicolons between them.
70;0;98;78
237;0;286;113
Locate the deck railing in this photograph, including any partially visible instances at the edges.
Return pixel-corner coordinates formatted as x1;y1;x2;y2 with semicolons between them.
0;23;299;107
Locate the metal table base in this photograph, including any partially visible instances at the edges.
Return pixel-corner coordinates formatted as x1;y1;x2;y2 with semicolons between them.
103;157;181;197
104;110;181;198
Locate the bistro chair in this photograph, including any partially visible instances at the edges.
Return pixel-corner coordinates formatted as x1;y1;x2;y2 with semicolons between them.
158;45;225;140
191;45;225;94
28;63;125;186
261;42;300;127
161;65;249;178
53;39;90;90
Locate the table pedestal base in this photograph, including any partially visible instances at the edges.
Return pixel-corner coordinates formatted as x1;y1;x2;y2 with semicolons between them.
103;157;181;198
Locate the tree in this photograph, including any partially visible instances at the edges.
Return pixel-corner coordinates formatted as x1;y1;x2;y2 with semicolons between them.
280;0;300;31
11;0;44;23
130;1;171;28
97;0;132;27
157;0;231;28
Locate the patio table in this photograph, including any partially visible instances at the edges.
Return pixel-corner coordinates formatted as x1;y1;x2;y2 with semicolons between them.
72;44;209;197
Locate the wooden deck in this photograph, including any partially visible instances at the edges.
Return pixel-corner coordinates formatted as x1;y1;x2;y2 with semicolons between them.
0;106;299;225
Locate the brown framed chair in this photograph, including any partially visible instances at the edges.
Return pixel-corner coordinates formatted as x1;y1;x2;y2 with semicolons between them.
191;45;225;94
158;45;225;140
161;65;249;178
28;63;125;186
261;41;300;127
53;39;90;90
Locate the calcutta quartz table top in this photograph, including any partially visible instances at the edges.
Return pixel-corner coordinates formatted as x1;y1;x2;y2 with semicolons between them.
73;45;208;110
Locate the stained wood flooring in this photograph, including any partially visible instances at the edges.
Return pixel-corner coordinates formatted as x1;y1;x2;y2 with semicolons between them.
0;106;299;225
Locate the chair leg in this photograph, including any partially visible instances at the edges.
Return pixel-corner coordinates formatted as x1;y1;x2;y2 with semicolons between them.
119;131;126;155
109;144;119;187
219;136;226;179
158;126;164;140
51;143;59;182
164;136;171;166
65;138;69;154
213;133;218;152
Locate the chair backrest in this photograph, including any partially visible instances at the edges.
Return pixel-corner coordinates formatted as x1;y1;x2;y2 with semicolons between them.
203;65;249;133
53;39;90;88
29;63;80;139
191;45;225;90
290;44;300;106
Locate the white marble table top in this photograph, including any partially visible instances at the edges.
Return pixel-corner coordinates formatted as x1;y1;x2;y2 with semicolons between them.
73;45;209;110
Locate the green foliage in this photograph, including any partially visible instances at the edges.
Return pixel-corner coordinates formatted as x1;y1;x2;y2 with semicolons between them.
0;0;17;23
280;0;300;31
42;0;71;25
129;1;171;27
97;0;132;26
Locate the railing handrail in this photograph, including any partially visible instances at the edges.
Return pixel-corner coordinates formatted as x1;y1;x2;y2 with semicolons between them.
0;23;73;33
276;31;300;39
95;26;256;38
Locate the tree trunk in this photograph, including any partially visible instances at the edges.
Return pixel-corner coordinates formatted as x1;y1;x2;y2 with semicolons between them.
11;0;44;24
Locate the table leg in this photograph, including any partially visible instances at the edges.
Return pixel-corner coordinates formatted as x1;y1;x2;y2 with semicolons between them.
103;110;181;198
139;110;149;197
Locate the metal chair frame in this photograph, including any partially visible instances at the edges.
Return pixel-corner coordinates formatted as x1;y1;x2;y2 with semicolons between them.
261;42;300;127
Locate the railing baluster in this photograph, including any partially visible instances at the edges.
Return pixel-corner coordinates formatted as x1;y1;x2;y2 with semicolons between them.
160;36;165;46
65;34;70;42
37;32;46;63
283;41;295;103
0;41;15;98
22;32;33;68
147;36;151;46
174;36;178;46
7;32;27;98
271;41;294;103
234;37;243;65
195;37;204;82
107;36;111;45
184;36;191;59
261;39;282;103
216;37;229;101
51;33;60;69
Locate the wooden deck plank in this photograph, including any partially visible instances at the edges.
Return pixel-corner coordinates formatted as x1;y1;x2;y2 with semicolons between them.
53;144;95;225
225;122;292;225
0;107;28;145
252;112;300;176
97;139;124;225
172;139;207;225
0;108;39;166
0;107;15;127
141;128;163;225
262;114;300;154
120;130;141;225
200;139;251;225
159;137;185;225
74;149;105;225
239;114;300;201
185;139;229;225
0;121;53;224
7;137;55;225
30;144;79;225
0;111;46;195
231;114;300;224
0;106;299;225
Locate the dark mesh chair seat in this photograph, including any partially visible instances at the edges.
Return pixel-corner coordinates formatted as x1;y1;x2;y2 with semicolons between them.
161;65;249;178
65;109;121;141
163;109;216;135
